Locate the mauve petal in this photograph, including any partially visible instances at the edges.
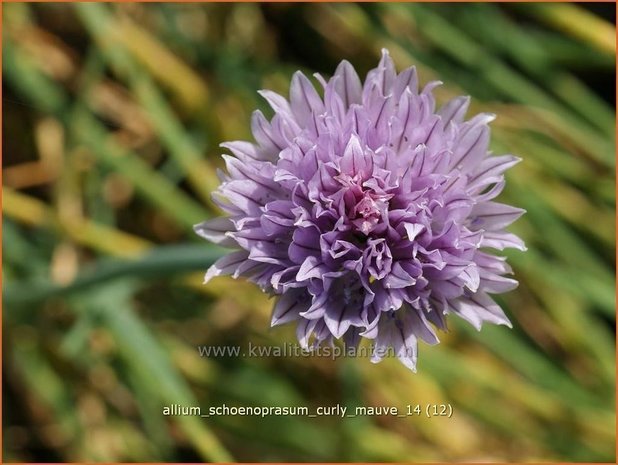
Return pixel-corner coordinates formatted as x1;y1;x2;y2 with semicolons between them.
392;66;418;99
218;181;264;214
220;140;262;162
258;89;292;116
478;269;519;294
449;292;512;330
271;289;309;326
473;179;506;203
222;154;276;187
468;154;522;188
470;202;526;231
428;279;464;300
474;251;513;275
301;286;329;317
404;307;440;345
403;222;425;242
438;96;470;128
424;261;469;281
372;314;418;371
481;231;527;251
270;265;301;290
461;266;481;292
204;250;250;284
251;110;283;153
248;241;290;265
333;60;363;108
193;217;236;247
450;125;490;172
384;262;417;289
296;318;317;348
323;306;353;339
290;71;324;125
296;256;328;281
339;135;373;178
261;215;291;237
288;227;321;264
427;297;449;331
364;49;397;99
429;221;459;249
234;260;271;281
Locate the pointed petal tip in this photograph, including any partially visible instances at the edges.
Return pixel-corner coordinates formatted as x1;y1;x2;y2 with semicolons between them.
399;357;418;372
203;267;217;285
338;59;354;68
421;80;443;94
313;72;328;88
292;70;309;83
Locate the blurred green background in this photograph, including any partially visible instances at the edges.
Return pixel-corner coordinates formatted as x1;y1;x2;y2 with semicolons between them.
2;2;616;462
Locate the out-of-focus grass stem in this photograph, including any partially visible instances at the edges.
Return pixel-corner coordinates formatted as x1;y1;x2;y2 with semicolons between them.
3;187;151;258
3;37;209;228
75;3;219;210
517;3;616;56
451;4;615;138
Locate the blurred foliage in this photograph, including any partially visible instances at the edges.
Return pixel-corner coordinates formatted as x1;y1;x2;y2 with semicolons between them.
2;2;616;462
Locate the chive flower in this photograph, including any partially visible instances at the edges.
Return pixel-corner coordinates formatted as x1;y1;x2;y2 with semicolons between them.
195;50;525;371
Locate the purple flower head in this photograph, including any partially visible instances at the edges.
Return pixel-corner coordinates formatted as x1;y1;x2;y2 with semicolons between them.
195;49;526;371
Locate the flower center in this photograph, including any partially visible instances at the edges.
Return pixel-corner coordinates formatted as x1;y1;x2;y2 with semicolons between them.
352;195;384;235
334;170;393;235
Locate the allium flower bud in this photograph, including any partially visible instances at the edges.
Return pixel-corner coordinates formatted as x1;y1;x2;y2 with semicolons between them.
195;49;526;371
